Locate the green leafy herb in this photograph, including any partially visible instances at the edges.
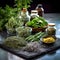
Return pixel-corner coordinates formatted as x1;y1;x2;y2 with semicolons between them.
4;36;27;49
5;16;23;33
14;0;32;13
25;32;45;42
26;16;48;28
0;5;17;31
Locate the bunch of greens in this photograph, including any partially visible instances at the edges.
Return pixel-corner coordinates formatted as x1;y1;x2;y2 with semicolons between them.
16;27;32;37
4;36;27;49
5;17;23;33
25;32;45;42
0;0;33;31
26;16;48;28
22;0;32;8
0;5;17;31
4;5;17;18
0;7;7;31
14;0;32;13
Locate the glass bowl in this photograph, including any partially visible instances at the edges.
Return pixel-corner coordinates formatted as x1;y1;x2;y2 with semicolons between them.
16;26;32;38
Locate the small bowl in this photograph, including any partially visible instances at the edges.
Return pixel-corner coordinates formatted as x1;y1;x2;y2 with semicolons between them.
40;35;56;45
16;26;32;37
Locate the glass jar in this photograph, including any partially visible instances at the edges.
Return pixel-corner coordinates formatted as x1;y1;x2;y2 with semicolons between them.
21;8;30;26
30;10;39;20
46;23;56;36
36;4;44;17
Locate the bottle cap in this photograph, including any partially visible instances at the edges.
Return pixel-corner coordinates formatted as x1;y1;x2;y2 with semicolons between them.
31;10;38;13
48;23;55;26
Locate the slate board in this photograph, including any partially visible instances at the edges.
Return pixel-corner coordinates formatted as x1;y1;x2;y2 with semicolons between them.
0;38;60;60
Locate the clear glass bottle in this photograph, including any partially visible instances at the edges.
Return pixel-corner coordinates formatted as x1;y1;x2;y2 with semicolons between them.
36;4;44;17
46;23;56;36
30;10;39;20
21;8;30;26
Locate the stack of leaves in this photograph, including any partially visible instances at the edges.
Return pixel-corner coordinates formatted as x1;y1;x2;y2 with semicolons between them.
26;16;48;28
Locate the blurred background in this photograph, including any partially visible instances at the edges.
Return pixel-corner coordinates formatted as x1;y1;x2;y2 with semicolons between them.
0;0;60;13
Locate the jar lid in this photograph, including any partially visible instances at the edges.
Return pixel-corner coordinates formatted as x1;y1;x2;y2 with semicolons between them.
31;10;38;13
22;8;27;12
48;23;55;26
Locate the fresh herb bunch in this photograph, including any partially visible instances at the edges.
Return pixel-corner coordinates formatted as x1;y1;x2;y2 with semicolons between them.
4;36;27;49
0;5;17;31
5;16;23;33
0;5;17;18
26;16;48;28
0;0;32;31
16;27;32;37
25;32;45;42
14;0;32;13
0;7;5;31
22;0;32;8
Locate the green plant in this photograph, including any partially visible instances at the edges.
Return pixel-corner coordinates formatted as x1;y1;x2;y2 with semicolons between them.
22;0;32;8
26;16;48;28
0;7;5;30
4;36;27;49
0;0;32;31
14;0;32;13
5;16;24;33
0;5;17;31
4;5;17;18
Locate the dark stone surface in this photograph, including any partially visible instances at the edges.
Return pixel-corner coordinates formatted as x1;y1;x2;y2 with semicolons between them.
0;37;60;60
0;13;60;60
